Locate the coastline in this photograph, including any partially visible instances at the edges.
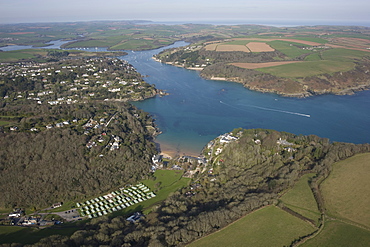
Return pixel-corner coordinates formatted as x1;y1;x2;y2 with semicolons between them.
156;140;202;159
152;55;370;98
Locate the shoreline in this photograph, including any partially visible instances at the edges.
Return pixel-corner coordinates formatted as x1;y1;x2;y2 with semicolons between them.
202;74;370;98
152;56;370;98
156;140;202;159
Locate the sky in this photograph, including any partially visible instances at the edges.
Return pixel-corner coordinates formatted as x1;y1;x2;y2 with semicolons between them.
1;0;370;26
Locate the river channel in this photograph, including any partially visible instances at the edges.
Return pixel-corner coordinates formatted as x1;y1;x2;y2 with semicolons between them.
121;42;370;156
3;41;370;156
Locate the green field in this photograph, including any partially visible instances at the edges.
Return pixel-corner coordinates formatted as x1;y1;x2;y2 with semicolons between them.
110;39;173;50
321;153;370;228
257;59;355;78
304;53;322;61
321;48;369;61
256;47;369;78
284;37;328;44
280;173;320;225
142;170;190;203
65;36;126;48
45;201;76;213
302;220;370;247
189;206;315;247
0;49;44;62
268;40;310;58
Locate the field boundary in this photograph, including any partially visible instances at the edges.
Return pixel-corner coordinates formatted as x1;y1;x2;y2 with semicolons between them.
232;61;302;69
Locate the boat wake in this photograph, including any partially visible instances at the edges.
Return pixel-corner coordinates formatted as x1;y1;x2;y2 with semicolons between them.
220;101;310;118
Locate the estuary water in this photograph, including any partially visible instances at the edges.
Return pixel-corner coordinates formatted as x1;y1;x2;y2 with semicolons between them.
0;39;74;51
3;40;369;156
120;41;370;156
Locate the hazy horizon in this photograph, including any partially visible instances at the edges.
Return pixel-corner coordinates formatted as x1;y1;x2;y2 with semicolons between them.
1;0;369;26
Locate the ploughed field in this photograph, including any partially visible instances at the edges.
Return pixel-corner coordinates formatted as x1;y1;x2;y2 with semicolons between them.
205;41;275;52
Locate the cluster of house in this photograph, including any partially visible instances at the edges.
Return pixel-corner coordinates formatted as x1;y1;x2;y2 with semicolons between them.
206;132;240;157
1;57;152;104
276;138;297;152
109;135;121;151
9;119;78;132
77;183;156;219
20;217;59;226
155;44;212;69
184;183;202;197
33;119;78;131
179;155;207;165
302;45;331;51
151;154;163;171
151;154;207;174
6;209;61;227
86;132;122;153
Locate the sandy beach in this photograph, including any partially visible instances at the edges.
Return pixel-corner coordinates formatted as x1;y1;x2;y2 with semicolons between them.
157;141;202;159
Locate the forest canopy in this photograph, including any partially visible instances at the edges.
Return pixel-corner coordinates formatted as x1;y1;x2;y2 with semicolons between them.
16;128;370;247
0;102;158;209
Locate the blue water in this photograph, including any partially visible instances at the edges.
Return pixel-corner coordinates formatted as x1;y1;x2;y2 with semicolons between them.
0;39;74;51
3;40;370;155
121;42;370;155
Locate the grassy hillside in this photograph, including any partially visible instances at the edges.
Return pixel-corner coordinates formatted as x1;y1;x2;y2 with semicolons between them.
257;59;355;77
189;206;315;247
280;173;320;225
302;220;370;247
141;170;191;212
321;153;370;228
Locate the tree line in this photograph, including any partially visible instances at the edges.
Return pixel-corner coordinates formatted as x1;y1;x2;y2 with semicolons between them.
10;128;369;247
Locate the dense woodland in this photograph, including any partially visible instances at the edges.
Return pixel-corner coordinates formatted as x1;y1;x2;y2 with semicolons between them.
0;102;158;209
159;48;286;65
8;128;369;247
